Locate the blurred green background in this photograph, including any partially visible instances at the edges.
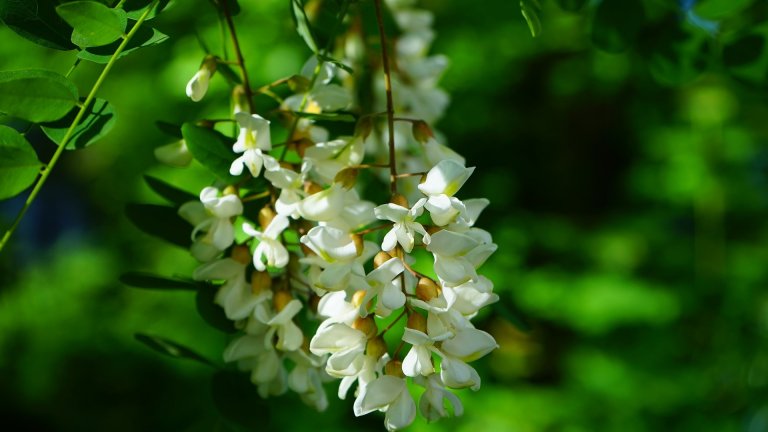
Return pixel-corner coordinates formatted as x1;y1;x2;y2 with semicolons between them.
2;0;768;430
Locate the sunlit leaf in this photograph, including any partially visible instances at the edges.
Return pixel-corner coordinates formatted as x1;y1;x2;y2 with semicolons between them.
78;26;168;64
0;0;76;50
181;122;239;182
290;0;319;53
125;203;191;248
0;125;41;201
56;1;127;48
520;0;542;38
123;0;172;20
144;175;198;206
120;272;199;290
0;69;78;123
693;0;753;20
41;98;116;150
135;333;217;367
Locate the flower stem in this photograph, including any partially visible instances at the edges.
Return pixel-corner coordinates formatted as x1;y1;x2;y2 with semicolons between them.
0;1;158;254
220;0;255;114
373;0;398;195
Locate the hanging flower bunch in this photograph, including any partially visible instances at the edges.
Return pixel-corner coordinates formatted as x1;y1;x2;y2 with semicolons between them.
144;0;498;429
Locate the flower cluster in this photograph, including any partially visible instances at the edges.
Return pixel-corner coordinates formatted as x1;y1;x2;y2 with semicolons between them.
167;1;498;429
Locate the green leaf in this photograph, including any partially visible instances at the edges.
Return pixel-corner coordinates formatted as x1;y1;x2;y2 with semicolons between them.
155;121;183;139
554;0;587;12
56;1;127;48
591;0;644;53
120;272;199;290
0;125;42;201
181;122;238;182
144;175;198;206
123;0;172;20
0;69;78;123
0;0;77;51
520;0;542;38
292;111;356;122
135;333;217;367
40;98;116;150
693;0;753;20
317;54;354;75
78;26;168;64
125;203;191;248
290;0;319;53
211;371;271;430
197;287;237;333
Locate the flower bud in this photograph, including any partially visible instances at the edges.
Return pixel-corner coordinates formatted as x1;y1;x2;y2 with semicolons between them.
223;185;238;196
406;312;428;333
352;290;367;308
232;85;248;114
366;336;387;359
390;193;409;208
425;225;441;236
154;140;192;167
412;120;434;143
231;245;251;265
287;74;311;93
334;167;359;189
258;205;276;231
304;181;324;195
273;290;293;312
385;360;405;378
373;251;393;269
295;138;314;158
186;55;217;102
416;277;441;302
352;234;364;256
251;271;272;294
352;315;378;339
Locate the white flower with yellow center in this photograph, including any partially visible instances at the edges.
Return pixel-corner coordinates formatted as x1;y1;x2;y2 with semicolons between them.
242;215;290;271
178;187;243;262
230;112;279;177
374;198;430;253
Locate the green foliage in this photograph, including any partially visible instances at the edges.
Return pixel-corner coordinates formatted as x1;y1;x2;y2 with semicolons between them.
120;272;199;290
144;175;197;206
0;125;41;200
123;0;171;20
125;203;191;248
134;333;217;367
77;26;168;63
519;0;542;38
694;0;754;19
0;0;77;50
196;288;237;333
56;1;127;48
0;69;78;123
41;98;116;150
181;122;239;182
591;0;644;52
290;0;319;53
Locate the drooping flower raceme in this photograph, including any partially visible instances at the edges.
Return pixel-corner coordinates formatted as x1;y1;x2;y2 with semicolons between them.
167;1;501;430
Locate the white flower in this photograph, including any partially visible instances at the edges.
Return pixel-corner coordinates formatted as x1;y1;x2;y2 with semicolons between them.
265;167;306;218
415;375;463;422
178;187;243;262
418;160;474;226
309;323;367;377
298;183;347;222
364;258;406;317
223;318;287;398
154;140;192;167
300;226;377;296
374;198;430;253
426;229;497;287
433;327;498;391
401;327;435;377
287;350;329;411
451;276;498;317
243;215;290;271
193;258;270;321
230;112;278;177
302;137;365;184
254;298;304;351
186;68;211;102
353;375;416;431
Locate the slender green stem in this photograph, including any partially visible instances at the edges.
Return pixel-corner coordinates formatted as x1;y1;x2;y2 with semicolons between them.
64;58;81;78
220;0;255;114
373;0;398;195
114;0;127;9
0;2;158;254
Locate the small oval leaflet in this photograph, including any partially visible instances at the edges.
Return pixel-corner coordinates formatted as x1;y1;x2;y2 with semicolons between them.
0;69;78;123
41;98;117;150
0;125;43;201
56;1;127;48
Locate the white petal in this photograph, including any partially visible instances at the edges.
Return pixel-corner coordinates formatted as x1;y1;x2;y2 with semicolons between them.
418;160;474;197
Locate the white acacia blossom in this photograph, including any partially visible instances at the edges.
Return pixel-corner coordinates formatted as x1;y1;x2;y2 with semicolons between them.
171;0;500;429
